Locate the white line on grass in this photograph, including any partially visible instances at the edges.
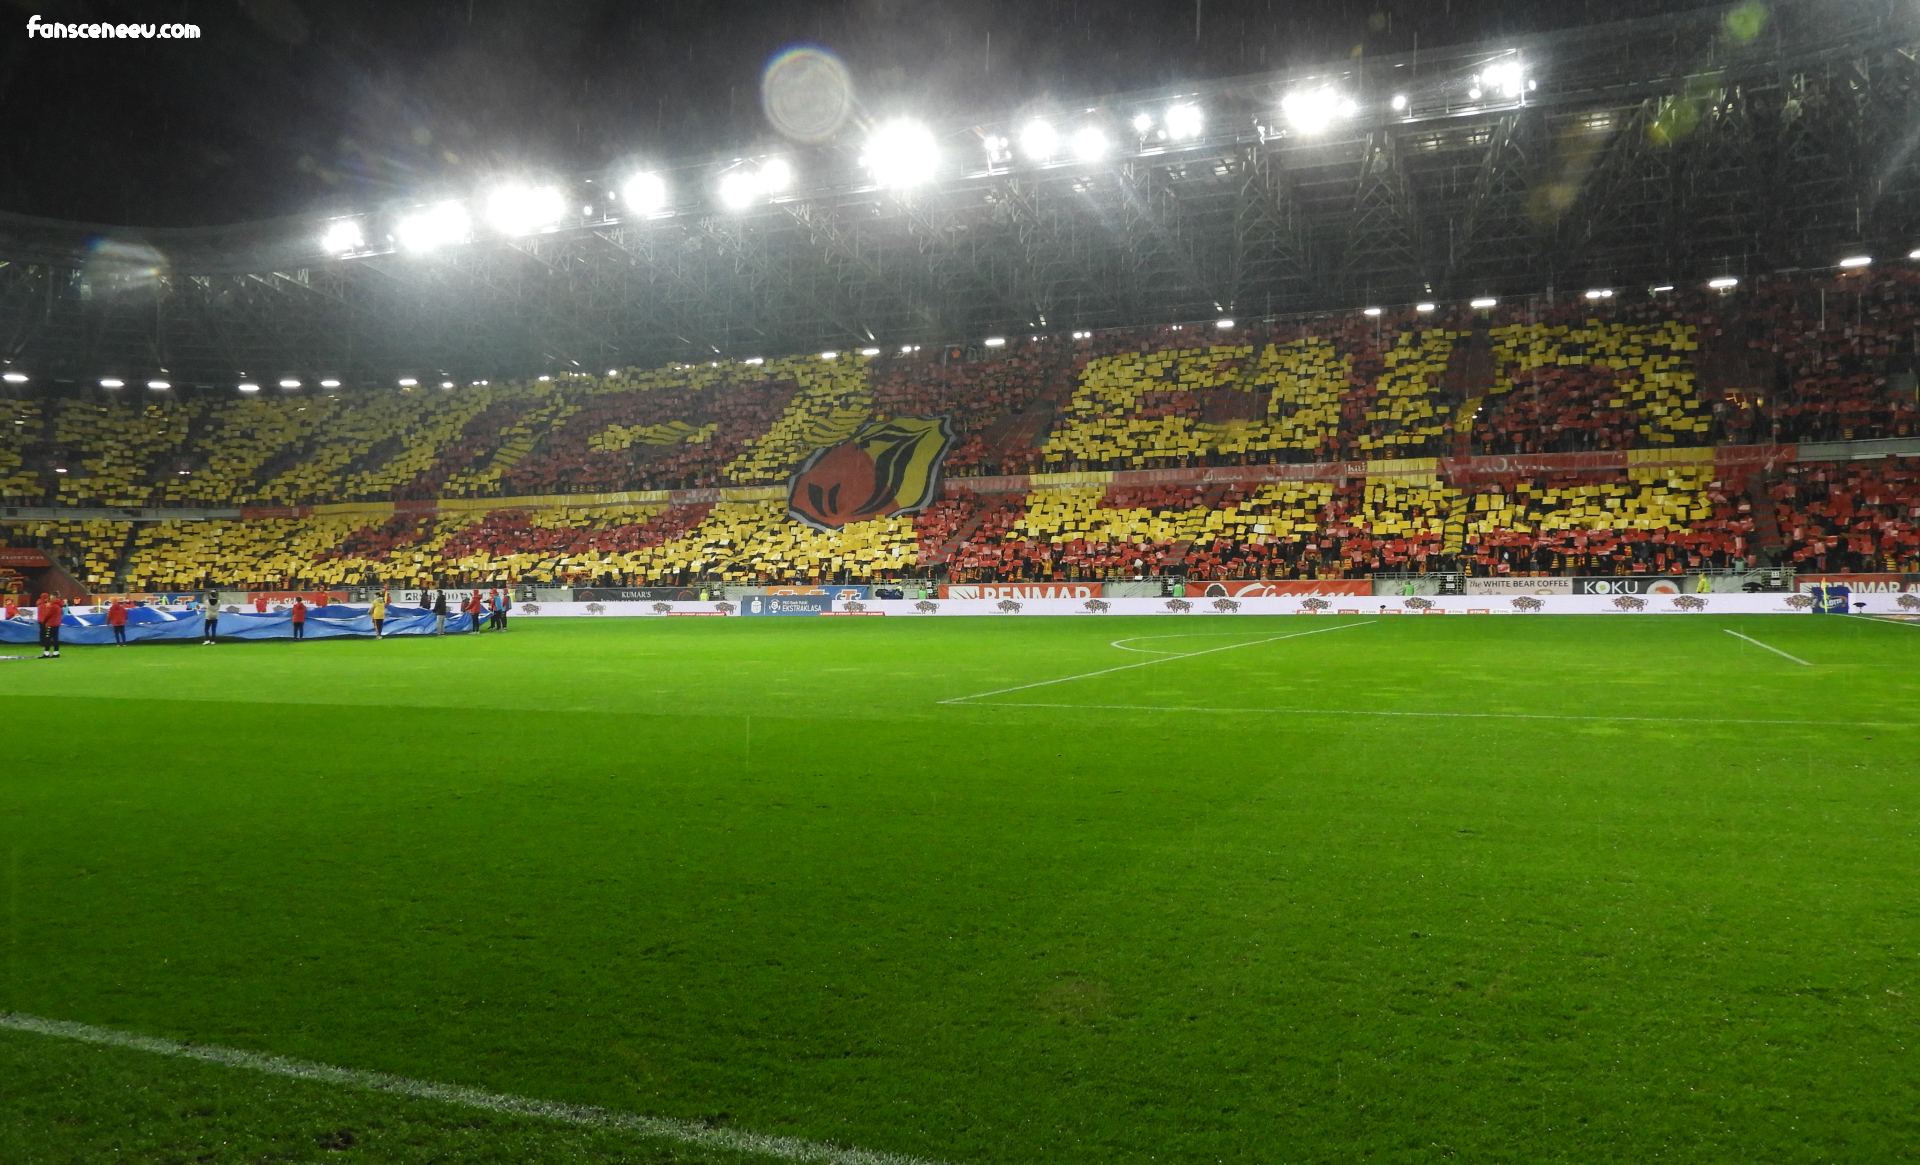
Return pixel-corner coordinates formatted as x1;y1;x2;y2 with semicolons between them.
1723;628;1812;666
0;1013;947;1165
951;702;1917;729
1848;613;1920;629
938;620;1373;704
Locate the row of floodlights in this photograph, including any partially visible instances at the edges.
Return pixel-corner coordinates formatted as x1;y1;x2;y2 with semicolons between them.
11;254;1896;392
319;63;1538;256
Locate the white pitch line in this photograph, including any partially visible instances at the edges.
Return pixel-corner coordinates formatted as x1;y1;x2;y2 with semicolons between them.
0;1013;947;1165
938;620;1373;704
952;702;1917;729
1723;628;1812;666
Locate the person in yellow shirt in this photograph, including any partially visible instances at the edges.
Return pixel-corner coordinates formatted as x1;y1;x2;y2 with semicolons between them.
370;591;388;639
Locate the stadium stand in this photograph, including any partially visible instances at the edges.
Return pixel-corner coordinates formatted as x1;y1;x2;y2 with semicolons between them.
6;268;1920;590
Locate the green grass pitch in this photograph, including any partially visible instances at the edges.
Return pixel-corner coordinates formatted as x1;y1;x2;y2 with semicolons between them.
3;614;1919;1163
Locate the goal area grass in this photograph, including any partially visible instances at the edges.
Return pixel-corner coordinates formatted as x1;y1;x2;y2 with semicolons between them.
3;614;1918;1163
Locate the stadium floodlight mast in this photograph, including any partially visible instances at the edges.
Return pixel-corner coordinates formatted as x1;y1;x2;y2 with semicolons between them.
237;382;260;393
1470;297;1498;309
99;378;124;388
319;218;364;254
1019;119;1058;162
1216;318;1234;329
620;171;669;217
483;183;565;236
1839;254;1873;268
1;371;26;384
859;347;881;356
396;200;471;252
983;336;1007;347
279;378;301;389
1584;288;1614;300
147;379;171;390
319;378;341;388
1281;86;1356;134
1708;276;1739;290
861;119;940;189
397;377;418;387
1132;112;1153;133
1363;306;1383;317
820;350;838;359
1415;301;1437;312
1391;94;1410;112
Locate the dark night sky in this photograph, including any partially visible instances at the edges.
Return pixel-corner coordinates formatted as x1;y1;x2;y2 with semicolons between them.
0;0;1725;228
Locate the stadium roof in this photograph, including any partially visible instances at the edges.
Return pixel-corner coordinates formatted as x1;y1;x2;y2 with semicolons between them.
2;0;1917;388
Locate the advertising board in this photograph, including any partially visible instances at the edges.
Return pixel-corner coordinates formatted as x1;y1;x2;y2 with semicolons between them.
1183;580;1373;597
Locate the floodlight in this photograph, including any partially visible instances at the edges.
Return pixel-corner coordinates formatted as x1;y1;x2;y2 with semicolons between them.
398;377;418;387
1909;248;1920;260
1415;302;1436;312
1;372;26;384
1132;113;1153;133
100;378;125;388
1070;127;1109;162
1839;254;1873;268
821;350;838;359
1165;103;1203;140
1216;318;1234;330
1391;94;1409;112
744;357;765;365
1583;288;1613;300
397;200;470;252
984;337;1007;348
900;344;915;354
621;172;669;216
537;375;552;381
1470;297;1498;309
320;219;364;254
279;378;301;388
320;378;341;388
861;119;941;189
717;173;753;208
1019;119;1057;162
1708;276;1739;290
1477;60;1527;100
147;379;171;390
859;347;880;356
485;183;564;236
1363;307;1383;317
1281;86;1356;134
238;382;260;393
439;380;455;389
1652;285;1676;292
760;158;793;192
607;369;619;375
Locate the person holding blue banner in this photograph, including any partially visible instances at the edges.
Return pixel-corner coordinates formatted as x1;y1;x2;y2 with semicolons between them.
37;593;63;658
291;597;307;640
370;591;387;638
107;600;128;645
203;591;220;644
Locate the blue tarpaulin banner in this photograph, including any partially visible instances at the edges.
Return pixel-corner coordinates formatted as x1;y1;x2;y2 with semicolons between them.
1;606;475;645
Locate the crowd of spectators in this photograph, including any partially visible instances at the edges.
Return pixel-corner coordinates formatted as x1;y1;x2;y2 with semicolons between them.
7;267;1920;589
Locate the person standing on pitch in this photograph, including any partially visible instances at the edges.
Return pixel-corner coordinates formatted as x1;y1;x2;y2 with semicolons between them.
370;590;387;639
107;599;129;645
433;589;448;635
291;597;307;640
203;590;220;643
37;593;64;658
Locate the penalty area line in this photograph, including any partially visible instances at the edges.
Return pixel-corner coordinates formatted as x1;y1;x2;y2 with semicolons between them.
938;620;1374;704
954;702;1918;729
1722;628;1812;666
0;1013;948;1165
